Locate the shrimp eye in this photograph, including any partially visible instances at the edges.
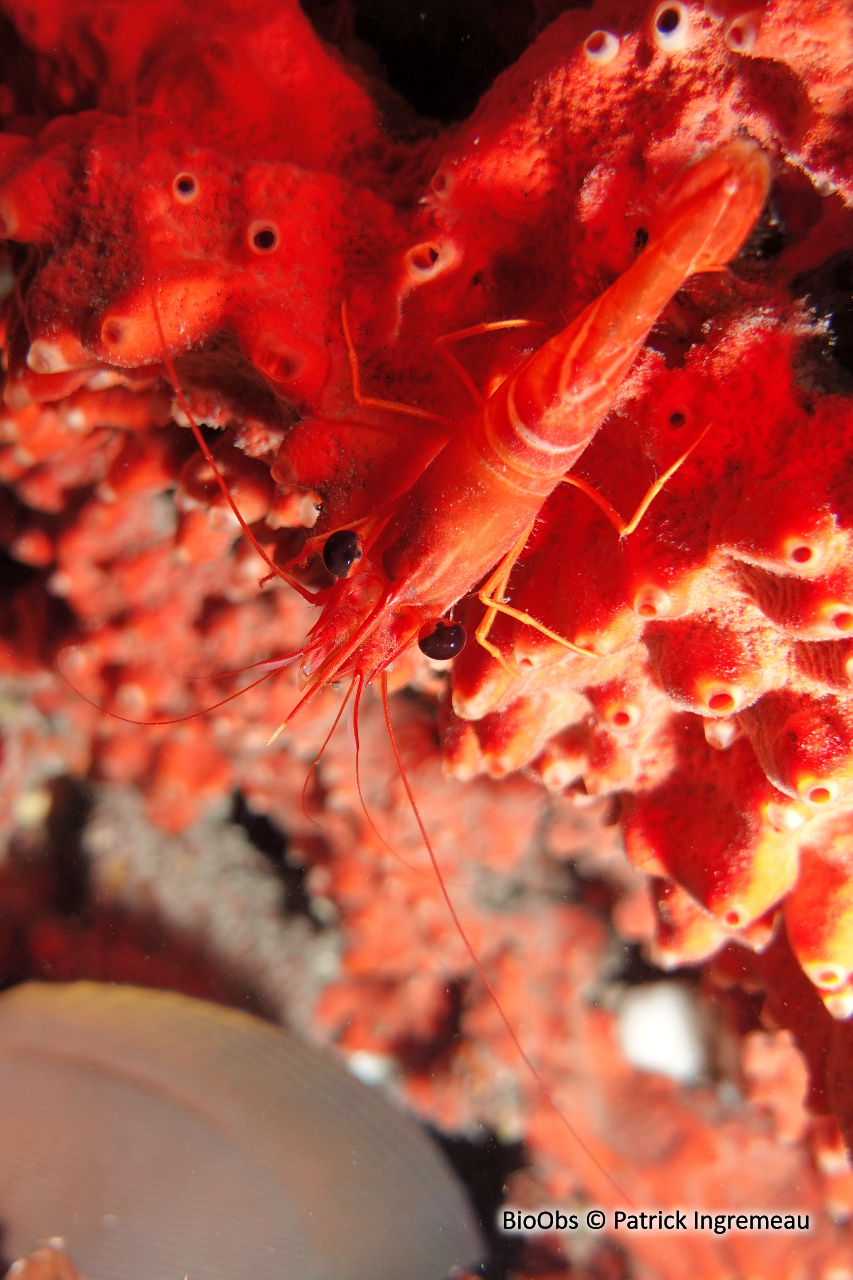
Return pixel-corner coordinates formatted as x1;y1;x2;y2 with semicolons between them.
323;530;363;578
418;620;466;661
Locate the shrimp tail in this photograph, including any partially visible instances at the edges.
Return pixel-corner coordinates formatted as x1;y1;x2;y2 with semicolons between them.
656;138;772;274
484;141;771;482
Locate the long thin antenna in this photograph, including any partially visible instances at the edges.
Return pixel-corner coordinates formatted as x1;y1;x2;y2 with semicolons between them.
380;673;635;1208
300;675;357;821
352;673;421;872
146;292;311;593
129;76;312;602
58;655;286;728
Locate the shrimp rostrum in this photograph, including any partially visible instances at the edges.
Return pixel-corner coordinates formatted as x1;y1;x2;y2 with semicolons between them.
290;141;770;708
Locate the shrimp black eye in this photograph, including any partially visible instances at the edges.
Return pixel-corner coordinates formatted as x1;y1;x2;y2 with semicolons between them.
323;530;362;578
417;620;466;660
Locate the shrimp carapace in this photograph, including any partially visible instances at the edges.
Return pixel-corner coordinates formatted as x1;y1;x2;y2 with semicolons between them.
298;141;771;693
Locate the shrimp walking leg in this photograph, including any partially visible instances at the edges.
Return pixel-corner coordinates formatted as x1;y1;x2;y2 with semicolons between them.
562;421;713;538
476;422;713;663
474;520;537;673
435;318;545;408
476;528;597;668
341;302;455;429
475;520;599;670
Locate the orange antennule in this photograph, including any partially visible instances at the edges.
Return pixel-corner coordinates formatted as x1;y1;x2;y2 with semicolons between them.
145;288;312;595
264;611;391;746
127;77;314;605
183;650;324;682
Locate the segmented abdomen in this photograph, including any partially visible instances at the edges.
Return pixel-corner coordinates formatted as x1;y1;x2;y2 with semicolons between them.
476;141;770;495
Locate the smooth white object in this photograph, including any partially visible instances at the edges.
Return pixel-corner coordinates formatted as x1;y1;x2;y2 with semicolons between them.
617;981;705;1083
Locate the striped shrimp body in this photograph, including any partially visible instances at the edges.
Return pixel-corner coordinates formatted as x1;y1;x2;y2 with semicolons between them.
298;141;771;694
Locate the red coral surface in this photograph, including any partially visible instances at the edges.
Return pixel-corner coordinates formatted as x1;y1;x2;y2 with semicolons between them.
2;0;853;1274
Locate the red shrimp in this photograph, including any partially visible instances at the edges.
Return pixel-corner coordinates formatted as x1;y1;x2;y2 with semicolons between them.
289;141;770;702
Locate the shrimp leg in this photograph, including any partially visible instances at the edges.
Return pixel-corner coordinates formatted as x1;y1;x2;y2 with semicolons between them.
476;421;712;663
343;305;543;419
341;302;455;428
474;521;535;673
435;319;546;409
476;520;596;672
562;420;713;538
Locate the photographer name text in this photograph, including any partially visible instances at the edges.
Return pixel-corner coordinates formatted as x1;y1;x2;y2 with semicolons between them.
501;1208;811;1236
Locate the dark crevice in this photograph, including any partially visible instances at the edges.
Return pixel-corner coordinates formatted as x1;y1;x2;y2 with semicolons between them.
732;187;790;265
394;979;466;1072
0;545;39;597
0;570;77;674
431;1126;527;1280
230;791;314;920
615;941;700;988
793;251;853;395
44;775;93;917
303;0;539;122
173;332;298;434
0;10;64;126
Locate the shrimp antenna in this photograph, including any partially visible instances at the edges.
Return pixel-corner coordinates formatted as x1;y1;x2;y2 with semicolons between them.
300;674;357;823
265;590;395;745
57;651;296;728
380;672;635;1208
352;673;422;873
145;294;319;603
267;666;337;745
184;649;324;682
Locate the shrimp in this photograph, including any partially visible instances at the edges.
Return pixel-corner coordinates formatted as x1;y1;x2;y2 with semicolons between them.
288;141;771;704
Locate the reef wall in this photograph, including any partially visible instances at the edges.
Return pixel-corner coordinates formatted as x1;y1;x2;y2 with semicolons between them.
1;0;853;1275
